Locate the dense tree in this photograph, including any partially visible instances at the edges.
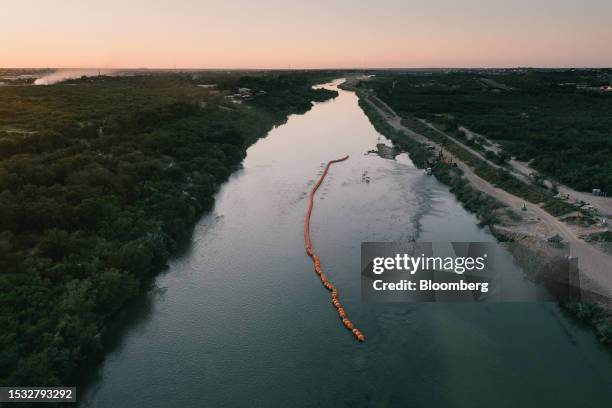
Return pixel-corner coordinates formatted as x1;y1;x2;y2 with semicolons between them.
0;71;337;386
368;69;612;192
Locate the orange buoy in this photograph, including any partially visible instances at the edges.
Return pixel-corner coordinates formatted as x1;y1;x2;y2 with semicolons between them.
342;318;353;330
352;329;365;342
304;155;364;342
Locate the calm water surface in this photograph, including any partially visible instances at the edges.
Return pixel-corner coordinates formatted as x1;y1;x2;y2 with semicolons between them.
81;80;612;407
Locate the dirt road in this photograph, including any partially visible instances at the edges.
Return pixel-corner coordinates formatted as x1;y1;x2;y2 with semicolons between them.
357;88;612;299
424;119;612;219
510;159;612;218
456;125;611;219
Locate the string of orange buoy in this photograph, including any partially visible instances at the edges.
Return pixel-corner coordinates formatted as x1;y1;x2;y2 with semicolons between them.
304;155;365;342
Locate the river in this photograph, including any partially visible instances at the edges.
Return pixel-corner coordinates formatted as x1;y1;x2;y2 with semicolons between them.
81;79;612;407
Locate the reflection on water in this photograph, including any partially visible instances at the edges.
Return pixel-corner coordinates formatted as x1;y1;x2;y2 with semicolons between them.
81;80;612;408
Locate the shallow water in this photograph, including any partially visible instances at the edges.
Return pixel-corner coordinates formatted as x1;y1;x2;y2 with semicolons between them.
81;80;612;407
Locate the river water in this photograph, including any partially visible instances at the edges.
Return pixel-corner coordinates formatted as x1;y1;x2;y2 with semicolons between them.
81;80;612;407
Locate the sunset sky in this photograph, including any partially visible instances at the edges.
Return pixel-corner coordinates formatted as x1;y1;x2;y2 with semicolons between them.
2;0;611;68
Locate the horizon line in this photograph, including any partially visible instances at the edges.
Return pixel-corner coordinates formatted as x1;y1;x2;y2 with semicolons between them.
2;66;612;71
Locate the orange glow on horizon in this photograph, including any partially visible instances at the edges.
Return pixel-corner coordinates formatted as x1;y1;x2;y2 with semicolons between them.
1;0;611;69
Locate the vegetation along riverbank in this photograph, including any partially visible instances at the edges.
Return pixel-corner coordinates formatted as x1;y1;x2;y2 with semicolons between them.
343;74;612;346
0;71;338;386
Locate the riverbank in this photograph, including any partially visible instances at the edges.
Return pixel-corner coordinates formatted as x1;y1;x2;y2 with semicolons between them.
80;78;612;407
341;77;612;346
0;72;338;386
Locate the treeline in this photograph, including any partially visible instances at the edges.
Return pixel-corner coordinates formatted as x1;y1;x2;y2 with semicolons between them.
0;72;336;385
367;70;612;193
237;73;336;117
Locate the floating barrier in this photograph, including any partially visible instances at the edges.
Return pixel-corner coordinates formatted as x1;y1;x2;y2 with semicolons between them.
304;155;365;342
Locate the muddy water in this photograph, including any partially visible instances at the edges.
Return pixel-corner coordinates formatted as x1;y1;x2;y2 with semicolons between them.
81;80;612;407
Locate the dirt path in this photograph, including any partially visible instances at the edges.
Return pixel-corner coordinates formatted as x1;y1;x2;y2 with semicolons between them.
428;119;612;218
418;119;533;184
458;126;502;153
510;159;612;218
356;88;612;298
456;126;612;219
